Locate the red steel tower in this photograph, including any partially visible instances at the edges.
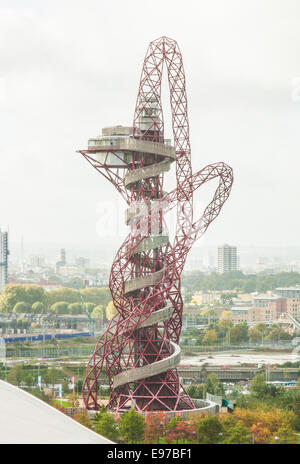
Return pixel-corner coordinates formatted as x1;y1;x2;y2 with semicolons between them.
79;36;233;413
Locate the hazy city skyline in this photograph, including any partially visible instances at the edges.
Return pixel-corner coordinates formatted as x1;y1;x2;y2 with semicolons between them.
1;0;300;247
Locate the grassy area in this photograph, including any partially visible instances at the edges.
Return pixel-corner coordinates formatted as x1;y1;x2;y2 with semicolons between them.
53;399;71;408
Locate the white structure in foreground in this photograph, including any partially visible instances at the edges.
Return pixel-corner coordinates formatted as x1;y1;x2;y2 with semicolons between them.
0;380;112;444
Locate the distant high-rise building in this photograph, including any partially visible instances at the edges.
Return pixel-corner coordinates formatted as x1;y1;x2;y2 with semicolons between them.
60;248;66;265
0;230;8;290
55;248;66;274
75;257;90;270
217;244;237;274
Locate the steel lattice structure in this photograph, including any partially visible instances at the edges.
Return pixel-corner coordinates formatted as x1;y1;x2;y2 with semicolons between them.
79;36;233;413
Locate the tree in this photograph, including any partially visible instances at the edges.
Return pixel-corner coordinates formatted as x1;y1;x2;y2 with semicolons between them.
25;285;46;307
0;285;27;312
91;305;105;321
45;367;61;392
267;327;292;341
80;288;111;307
219;310;232;321
205;374;224;396
184;290;193;304
24;373;35;388
144;412;166;443
50;301;69;315
85;302;96;313
250;374;268;397
233;407;296;433
220;293;237;304
202;329;218;345
197;415;222;444
249;422;271;444
7;364;24;386
68;303;83;315
31;301;44;313
13;301;30;313
221;421;251;444
106;301;117;321
166;420;196;444
229;322;248;344
68;392;80;409
73;410;92;428
119;409;145;444
271;425;298;444
94;411;119;442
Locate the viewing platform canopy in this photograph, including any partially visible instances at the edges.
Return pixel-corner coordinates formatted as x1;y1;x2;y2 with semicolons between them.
85;125;175;168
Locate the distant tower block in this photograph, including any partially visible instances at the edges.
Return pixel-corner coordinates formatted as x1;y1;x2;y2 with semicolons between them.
60;248;66;265
0;230;8;291
217;244;237;274
79;37;233;413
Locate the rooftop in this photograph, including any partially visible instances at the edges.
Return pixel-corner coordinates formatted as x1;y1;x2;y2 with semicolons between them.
0;380;112;444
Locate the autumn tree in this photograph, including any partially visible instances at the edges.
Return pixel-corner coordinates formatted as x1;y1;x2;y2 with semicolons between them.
202;329;218;345
73;410;92;428
144;412;166;443
249;422;272;444
166;420;196;444
106;301;117;320
271;425;298;444
68;392;80;409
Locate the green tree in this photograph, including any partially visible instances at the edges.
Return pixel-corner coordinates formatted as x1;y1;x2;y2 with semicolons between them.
229;322;248;344
50;301;69;315
0;285;27;312
250;374;268;398
271;425;298;444
119;409;145;444
25;285;46;306
13;301;30;313
8;364;24;386
221;420;251;444
267;327;292;341
197;415;222;444
94;411;119;442
45;368;61;389
205;374;224;396
184;290;193;304
31;301;44;313
68;302;83;315
24;373;35;388
47;287;80;306
91;305;105;321
85;302;96;313
80;288;111;307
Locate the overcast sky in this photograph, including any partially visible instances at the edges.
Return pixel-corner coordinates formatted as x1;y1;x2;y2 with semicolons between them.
1;0;300;251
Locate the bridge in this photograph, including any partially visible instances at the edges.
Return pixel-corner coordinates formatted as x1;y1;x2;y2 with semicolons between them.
177;366;300;383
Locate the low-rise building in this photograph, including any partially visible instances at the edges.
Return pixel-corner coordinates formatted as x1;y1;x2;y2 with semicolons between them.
286;298;300;320
192;291;221;305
